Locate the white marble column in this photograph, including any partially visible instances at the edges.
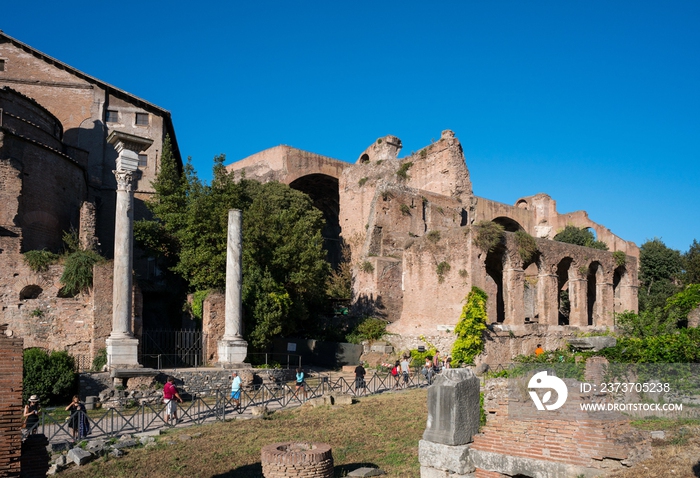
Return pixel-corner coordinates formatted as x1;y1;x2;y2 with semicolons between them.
106;131;152;369
218;209;248;366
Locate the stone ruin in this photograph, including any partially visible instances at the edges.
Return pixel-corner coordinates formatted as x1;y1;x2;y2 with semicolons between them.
419;368;650;478
261;442;334;478
226;129;640;363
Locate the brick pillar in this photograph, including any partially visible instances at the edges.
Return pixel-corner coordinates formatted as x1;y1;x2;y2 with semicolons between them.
569;278;588;327
537;273;559;325
0;324;23;477
597;280;614;327
503;268;525;325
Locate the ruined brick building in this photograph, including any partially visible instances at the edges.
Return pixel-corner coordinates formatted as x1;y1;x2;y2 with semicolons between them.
227;130;639;361
0;32;182;362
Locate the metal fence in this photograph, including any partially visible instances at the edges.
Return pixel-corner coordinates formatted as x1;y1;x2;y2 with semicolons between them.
140;330;206;369
24;369;433;443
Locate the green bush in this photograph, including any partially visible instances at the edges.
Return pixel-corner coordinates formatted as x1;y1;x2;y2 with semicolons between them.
192;289;211;320
92;348;107;371
613;250;627;267
396;161;413;180
426;230;441;243
409;347;437;368
451;287;489;365
360;261;374;273
400;204;411;216
436;261;451;283
358;177;368;187
514;231;538;263
554;225;608;250
23;348;77;405
615;309;676;338
59;249;103;296
665;284;700;325
346;317;387;344
473;221;504;252
599;328;700;363
23;250;60;272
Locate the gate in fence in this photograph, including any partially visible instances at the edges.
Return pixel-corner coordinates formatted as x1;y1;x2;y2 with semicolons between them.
139;330;206;369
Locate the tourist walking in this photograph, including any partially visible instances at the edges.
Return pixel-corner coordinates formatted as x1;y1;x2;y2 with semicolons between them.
400;356;411;388
231;371;242;410
23;395;41;434
163;377;183;424
391;360;401;389
354;362;366;395
65;395;90;441
295;368;307;402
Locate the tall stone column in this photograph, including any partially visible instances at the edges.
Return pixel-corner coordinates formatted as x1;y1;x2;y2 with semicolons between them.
568;278;589;327
537;273;560;326
218;209;249;366
503;268;525;325
105;131;152;369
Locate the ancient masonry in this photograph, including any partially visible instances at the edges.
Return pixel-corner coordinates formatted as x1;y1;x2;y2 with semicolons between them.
0;324;23;477
226;130;639;361
0;32;180;365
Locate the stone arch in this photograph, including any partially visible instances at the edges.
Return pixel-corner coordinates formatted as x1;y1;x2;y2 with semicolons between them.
613;264;632;314
359;153;370;164
556;257;573;325
492;216;523;233
516;199;529;209
587;261;604;326
19;284;43;300
288;174;341;268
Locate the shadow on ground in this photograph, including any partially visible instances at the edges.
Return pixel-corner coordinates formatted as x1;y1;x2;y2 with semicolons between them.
212;462;381;478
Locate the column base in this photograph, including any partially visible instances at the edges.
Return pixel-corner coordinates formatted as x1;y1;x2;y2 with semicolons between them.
106;336;140;369
218;338;248;365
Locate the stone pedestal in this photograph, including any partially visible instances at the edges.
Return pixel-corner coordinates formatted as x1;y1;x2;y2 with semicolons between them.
106;336;140;368
218;339;248;366
423;368;480;446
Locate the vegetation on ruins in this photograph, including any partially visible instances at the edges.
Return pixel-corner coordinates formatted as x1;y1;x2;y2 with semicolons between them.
360;261;374;273
473;220;504;252
514;230;538;263
57;230;104;296
91;348;107;371
326;243;353;299
426;230;441;243
23;348;76;405
22;249;59;272
396;161;413;180
135;137;330;350
451;287;489;365
358;177;368;186
345;317;387;344
436;261;451;283
553;225;608;250
400;203;411;215
191;289;211;321
613;250;627;267
683;239;700;285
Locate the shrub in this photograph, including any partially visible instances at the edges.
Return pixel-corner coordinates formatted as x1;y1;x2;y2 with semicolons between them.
358;177;368;187
409;347;437;368
613;251;627;267
346;317;387;344
360;261;374;273
614;309;676;338
419;149;427;159
192;289;211;320
23;348;77;405
426;230;441;243
400;204;411;216
92;348;107;371
436;261;451;283
30;309;44;318
396;161;413;180
451;287;489;365
554;225;608;250
665;284;700;326
473;221;504;252
514;231;538;263
23;250;60;272
59;249;103;296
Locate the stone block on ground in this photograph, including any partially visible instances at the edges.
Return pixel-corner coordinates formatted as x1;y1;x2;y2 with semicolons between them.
112;439;138;449
134;429;161;438
332;394;353;405
251;405;269;416
418;440;474;475
568;336;616;351
423;369;480;446
54;455;67;467
67;447;92;466
347;466;386;476
110;448;124;458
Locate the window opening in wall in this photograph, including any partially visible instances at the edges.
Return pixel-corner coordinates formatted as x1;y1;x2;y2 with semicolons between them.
138;154;148;167
135;112;149;126
0;59;5;71
105;110;118;123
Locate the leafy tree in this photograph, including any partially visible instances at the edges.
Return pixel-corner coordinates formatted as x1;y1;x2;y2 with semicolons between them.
638;238;682;311
553;225;608;250
451;287;489;364
140;150;330;350
23;348;77;405
682;239;700;286
665;284;700;327
614;309;676;338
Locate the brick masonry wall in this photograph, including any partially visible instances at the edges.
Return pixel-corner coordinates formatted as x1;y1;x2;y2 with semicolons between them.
471;379;651;472
0;324;24;477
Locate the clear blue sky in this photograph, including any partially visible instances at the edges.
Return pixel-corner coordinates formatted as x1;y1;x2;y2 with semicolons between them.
3;1;698;252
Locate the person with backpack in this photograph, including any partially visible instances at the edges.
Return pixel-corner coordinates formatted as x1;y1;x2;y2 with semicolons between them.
391;360;401;390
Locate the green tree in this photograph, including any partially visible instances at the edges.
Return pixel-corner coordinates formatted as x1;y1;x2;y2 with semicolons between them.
682;239;700;286
140;151;330;350
23;348;77;405
638;238;682;311
451;287;489;365
553;225;608;250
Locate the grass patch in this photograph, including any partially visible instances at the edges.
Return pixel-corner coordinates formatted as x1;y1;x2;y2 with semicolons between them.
66;388;428;478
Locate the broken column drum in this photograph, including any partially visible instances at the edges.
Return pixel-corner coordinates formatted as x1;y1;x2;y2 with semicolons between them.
261;442;333;478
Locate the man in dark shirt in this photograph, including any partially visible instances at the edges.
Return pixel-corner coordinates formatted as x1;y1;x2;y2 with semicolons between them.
354;363;366;396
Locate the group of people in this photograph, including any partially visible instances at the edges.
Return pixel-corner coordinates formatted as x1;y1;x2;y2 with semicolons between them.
23;394;90;441
390;356;412;390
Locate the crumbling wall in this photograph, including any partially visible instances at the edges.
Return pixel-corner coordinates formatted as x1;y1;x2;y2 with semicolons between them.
0;324;23;477
202;291;225;364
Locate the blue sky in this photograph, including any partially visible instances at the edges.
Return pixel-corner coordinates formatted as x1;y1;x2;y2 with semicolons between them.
3;1;698;252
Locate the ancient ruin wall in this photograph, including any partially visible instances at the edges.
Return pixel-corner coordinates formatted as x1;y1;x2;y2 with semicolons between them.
0;324;23;477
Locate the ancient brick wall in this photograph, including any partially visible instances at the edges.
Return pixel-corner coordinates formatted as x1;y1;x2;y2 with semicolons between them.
202;292;225;364
0;324;23;477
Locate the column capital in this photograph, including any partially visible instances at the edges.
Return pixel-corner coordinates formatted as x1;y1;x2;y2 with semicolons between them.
113;170;135;192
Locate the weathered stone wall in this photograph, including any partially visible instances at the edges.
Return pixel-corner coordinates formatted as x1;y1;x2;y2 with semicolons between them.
0;324;23;477
202;292;226;364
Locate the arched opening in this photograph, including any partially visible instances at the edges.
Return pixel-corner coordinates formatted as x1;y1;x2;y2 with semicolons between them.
492;216;523;232
587;262;603;326
556;258;573;325
359;153;370;164
523;259;540;323
485;242;507;323
613;265;628;314
516;199;529;209
289;174;341;269
20;284;43;300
